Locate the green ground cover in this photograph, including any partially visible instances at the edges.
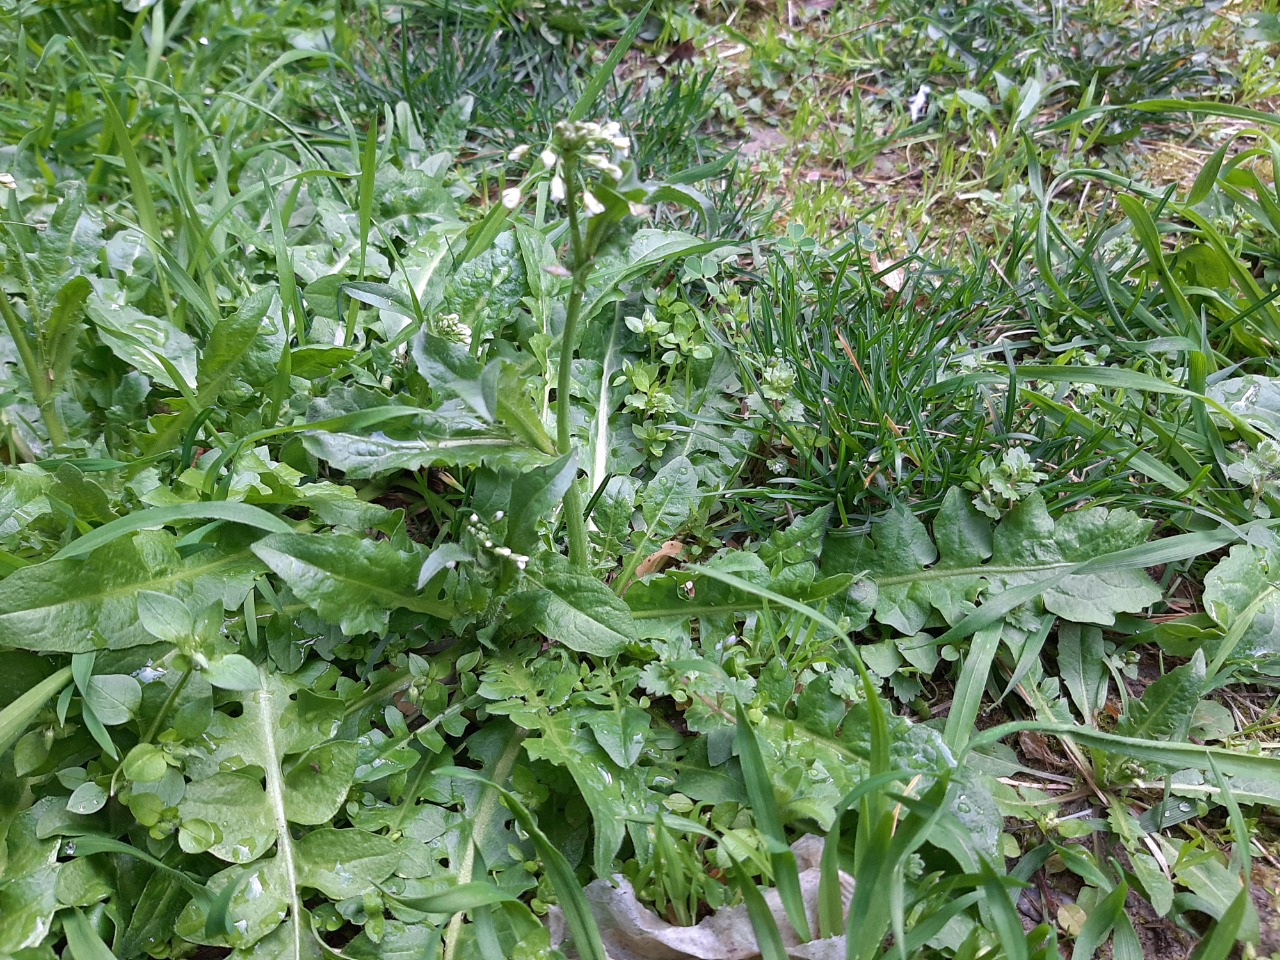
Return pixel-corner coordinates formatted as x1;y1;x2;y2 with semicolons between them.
2;0;1280;957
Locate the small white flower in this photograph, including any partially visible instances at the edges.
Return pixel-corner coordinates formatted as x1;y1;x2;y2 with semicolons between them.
550;174;565;202
583;190;605;217
438;312;472;346
508;144;530;161
908;84;932;123
0;172;16;190
539;149;558;168
628;202;650;217
501;186;522;209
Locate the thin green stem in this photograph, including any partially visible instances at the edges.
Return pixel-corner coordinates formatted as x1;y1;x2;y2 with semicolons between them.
0;291;67;450
443;729;526;960
557;157;590;569
142;666;193;744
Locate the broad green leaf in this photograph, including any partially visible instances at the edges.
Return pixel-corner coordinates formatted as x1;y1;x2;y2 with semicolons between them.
294;829;400;900
66;782;107;815
122;743;169;783
83;674;141;725
582;704;650;769
119;873;194;957
0;531;260;653
411;331;498;421
302;426;549;478
1130;852;1174;917
136;590;195;644
1058;623;1108;724
523;709;654;878
282;740;358;825
61;863;126;923
824;492;1162;634
758;505;833;570
178;771;276;863
204;654;262;692
1206;374;1280;436
175;859;290;949
522;561;638;656
197;287;281;401
1116;650;1204;743
442;230;528;343
506;452;578;556
48;462;113;524
0;806;60;954
251;532;451;635
641;455;700;545
618;455;703;589
1202;544;1280;676
826;488;985;634
87;290;198;390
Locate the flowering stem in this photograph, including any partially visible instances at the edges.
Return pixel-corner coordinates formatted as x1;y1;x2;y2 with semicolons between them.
557;157;590;569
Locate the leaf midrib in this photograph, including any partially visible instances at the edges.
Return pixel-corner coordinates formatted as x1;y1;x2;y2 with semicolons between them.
253;543;451;619
0;550;252;618
874;561;1072;587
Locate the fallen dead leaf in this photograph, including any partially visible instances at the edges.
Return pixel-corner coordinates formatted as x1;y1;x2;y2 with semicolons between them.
868;251;906;293
634;540;685;581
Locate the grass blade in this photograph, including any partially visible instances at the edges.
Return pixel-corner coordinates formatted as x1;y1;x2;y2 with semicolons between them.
1069;880;1127;960
568;1;654;123
943;622;1003;753
734;702;811;941
0;665;72;756
970;721;1280;782
1188;888;1249;960
818;827;843;940
728;857;790;960
63;908;119;960
446;767;607;960
380;881;519;914
52;503;292;561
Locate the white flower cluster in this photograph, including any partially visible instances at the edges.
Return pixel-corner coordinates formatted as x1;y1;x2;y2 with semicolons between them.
436;312;471;347
508;119;638;218
465;511;530;572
